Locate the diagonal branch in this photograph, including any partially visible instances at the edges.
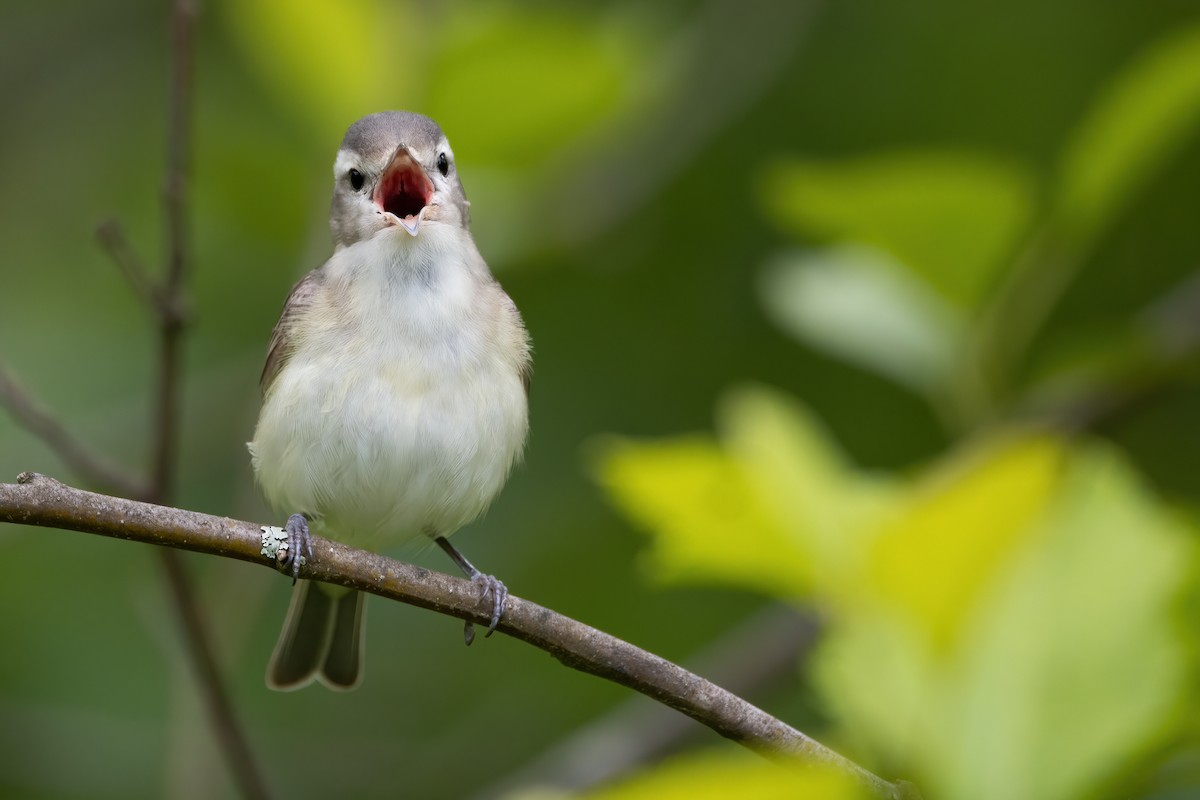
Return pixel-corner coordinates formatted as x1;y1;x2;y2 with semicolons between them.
0;364;148;499
483;604;821;798
0;472;918;800
157;549;268;800
152;0;195;504
95;219;170;318
0;361;268;798
140;2;270;798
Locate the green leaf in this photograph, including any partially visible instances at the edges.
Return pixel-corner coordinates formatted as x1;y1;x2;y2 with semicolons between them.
220;0;418;140
866;434;1065;649
759;246;963;392
818;438;1192;800
1055;23;1200;249
426;6;642;168
718;385;897;596
571;749;869;800
760;151;1033;309
220;2;650;161
591;434;811;596
590;386;889;598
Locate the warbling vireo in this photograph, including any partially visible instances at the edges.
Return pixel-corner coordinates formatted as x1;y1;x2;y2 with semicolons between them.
249;111;531;691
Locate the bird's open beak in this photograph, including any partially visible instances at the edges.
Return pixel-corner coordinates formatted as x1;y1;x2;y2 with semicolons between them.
374;147;433;236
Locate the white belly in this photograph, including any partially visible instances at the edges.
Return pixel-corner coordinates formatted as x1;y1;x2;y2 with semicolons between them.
252;354;525;551
249;234;528;552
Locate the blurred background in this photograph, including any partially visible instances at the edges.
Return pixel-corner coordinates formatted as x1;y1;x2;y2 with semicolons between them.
2;1;1200;798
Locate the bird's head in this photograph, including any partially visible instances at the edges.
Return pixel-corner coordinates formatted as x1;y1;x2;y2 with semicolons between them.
329;111;470;249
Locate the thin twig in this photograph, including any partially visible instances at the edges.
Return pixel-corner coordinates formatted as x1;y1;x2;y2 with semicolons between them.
1018;270;1200;434
549;0;815;247
95;219;169;317
158;548;269;800
0;473;916;800
143;1;270;798
153;0;195;502
0;363;147;499
481;604;821;798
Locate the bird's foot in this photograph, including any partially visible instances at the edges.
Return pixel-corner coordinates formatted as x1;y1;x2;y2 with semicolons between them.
434;536;507;646
462;572;508;646
279;513;312;583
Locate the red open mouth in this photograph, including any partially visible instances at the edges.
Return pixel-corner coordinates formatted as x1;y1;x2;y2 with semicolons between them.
374;148;433;233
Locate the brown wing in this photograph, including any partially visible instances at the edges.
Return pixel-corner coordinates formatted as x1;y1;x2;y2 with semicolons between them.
260;269;325;394
496;283;532;396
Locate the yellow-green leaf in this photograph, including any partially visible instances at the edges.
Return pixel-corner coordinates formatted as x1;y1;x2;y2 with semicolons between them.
220;0;418;140
426;6;640;167
591;387;890;598
867;433;1066;648
938;447;1190;800
575;749;869;800
758;246;963;392
760;151;1033;309
818;440;1192;800
592;435;809;596
719;385;896;595
1055;23;1200;249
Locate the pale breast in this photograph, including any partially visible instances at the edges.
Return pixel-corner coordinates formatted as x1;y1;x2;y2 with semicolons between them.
250;233;529;551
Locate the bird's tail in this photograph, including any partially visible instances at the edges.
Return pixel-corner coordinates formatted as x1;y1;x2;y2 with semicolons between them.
267;580;365;691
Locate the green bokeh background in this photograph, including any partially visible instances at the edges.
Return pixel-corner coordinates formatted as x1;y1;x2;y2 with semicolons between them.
2;1;1199;798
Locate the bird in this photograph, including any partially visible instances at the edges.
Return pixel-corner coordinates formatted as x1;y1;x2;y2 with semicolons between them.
248;111;531;691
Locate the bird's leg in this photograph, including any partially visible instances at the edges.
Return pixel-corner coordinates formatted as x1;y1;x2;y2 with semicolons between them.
280;513;313;583
435;536;508;646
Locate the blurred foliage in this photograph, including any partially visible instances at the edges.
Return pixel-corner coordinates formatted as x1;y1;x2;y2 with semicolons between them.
1054;23;1200;250
3;1;1200;799
595;387;895;597
761;151;1033;309
597;394;1193;799
570;749;869;800
591;10;1200;800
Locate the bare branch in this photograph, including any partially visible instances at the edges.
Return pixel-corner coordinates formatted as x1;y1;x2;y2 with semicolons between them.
0;364;148;498
157;549;269;800
152;0;196;504
95;219;169;317
0;473;915;800
484;604;820;797
0;360;266;797
133;3;272;798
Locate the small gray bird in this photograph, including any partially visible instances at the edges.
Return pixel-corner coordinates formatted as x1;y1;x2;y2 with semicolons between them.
249;111;531;691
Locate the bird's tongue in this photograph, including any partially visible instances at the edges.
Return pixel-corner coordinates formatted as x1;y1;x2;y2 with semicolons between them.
375;149;432;236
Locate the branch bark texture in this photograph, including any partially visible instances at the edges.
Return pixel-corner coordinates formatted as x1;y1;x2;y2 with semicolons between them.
0;473;912;800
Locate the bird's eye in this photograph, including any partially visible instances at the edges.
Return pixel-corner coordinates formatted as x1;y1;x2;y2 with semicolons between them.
348;168;365;191
437;153;449;177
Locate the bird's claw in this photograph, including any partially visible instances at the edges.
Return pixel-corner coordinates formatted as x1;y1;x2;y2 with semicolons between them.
280;513;312;583
462;573;507;646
